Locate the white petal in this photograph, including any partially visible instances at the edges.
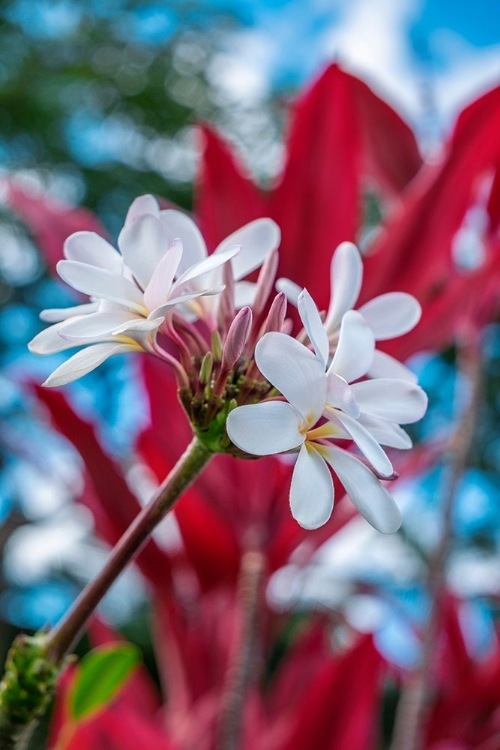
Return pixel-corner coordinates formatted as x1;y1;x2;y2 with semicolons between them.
40;303;98;323
57;312;141;340
143;239;183;312
328;310;375;383
351;379;428;424
42;343;138;387
298;289;329;368
57;260;145;312
149;286;224;319
255;333;327;424
29;322;81;354
175;245;240;288
234;281;257;309
290;444;334;529
215;219;281;281
326;373;360;418
226;401;304;455
359;293;421;340
64;232;123;273
112;317;163;335
125;194;159;225
327;409;393;477
357;414;412;449
276;277;301;307
159;209;207;274
368;350;418;383
325;242;363;330
118;214;168;290
322;446;402;533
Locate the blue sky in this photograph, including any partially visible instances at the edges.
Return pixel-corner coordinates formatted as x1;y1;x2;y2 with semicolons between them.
204;0;500;139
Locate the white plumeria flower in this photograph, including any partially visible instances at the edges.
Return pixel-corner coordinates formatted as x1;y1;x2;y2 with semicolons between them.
29;203;242;387
298;288;417;467
277;241;421;382
227;327;427;532
124;194;281;326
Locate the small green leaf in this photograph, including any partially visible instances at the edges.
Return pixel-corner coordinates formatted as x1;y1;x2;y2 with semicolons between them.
69;643;140;722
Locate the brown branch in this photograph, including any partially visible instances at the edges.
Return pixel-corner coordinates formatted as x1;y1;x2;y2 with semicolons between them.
216;549;266;750
390;334;483;750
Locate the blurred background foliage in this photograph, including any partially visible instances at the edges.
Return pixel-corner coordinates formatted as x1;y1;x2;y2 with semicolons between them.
0;0;286;666
1;1;500;747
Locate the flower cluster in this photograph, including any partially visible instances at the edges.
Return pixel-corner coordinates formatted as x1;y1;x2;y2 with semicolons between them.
29;195;427;532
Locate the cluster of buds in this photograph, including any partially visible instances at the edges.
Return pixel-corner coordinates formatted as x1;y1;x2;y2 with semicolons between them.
175;251;291;454
29;195;427;532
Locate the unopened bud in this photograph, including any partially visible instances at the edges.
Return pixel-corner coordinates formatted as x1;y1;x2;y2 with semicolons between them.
252;251;279;317
211;330;223;361
199;352;213;385
260;292;287;335
221;307;253;372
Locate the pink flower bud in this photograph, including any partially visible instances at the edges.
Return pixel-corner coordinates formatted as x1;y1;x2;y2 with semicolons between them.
260;292;287;335
221;307;253;372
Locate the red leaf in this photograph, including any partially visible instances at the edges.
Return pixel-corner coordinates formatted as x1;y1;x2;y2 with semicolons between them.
270;64;421;313
5;182;106;270
282;635;384;750
35;387;172;593
350;73;422;195
360;84;500;319
195;127;268;250
271;65;362;312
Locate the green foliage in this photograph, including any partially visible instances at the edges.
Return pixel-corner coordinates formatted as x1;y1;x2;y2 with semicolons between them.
68;643;140;722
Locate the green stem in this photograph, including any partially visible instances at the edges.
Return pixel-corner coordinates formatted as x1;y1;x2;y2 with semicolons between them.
0;437;213;749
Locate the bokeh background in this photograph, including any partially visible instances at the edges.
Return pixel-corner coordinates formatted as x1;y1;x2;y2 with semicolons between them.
1;0;500;747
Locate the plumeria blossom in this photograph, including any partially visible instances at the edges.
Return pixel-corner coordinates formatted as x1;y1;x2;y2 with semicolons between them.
123;194;281;326
278;241;422;382
28;198;255;387
227;296;427;532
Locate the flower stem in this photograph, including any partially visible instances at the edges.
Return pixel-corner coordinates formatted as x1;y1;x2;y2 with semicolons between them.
0;436;213;748
389;334;482;750
216;549;266;750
